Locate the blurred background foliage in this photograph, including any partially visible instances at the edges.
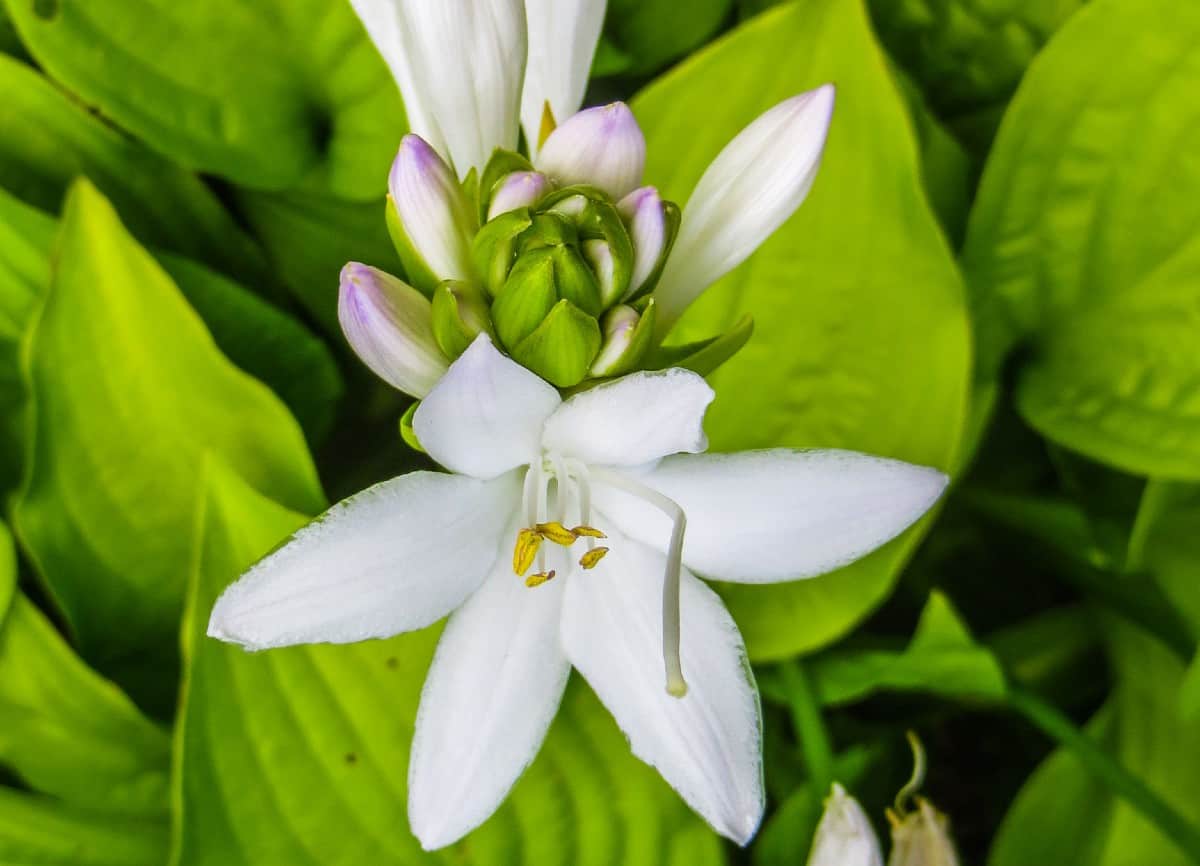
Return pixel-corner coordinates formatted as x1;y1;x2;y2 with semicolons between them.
1;0;1199;863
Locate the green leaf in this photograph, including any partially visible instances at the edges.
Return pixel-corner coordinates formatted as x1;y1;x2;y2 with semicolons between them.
604;0;732;76
0;54;268;288
236;189;404;336
962;0;1200;478
3;0;404;196
649;315;753;378
1128;481;1200;640
178;461;725;866
12;180;323;679
780;592;1006;706
0;594;170;815
633;0;971;660
0;522;13;627
990;623;1200;866
0;788;167;866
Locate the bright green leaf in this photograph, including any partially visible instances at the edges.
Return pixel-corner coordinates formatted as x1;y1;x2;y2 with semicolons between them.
963;0;1200;478
3;0;404;197
0;788;167;866
802;592;1006;706
177;461;724;866
13;180;323;679
0;54;268;288
0;523;13;627
1128;481;1200;640
0;594;170;815
633;0;970;660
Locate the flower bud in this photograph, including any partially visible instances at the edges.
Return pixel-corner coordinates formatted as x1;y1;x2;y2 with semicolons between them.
431;280;494;361
507;299;601;388
487;170;552;221
535;102;646;200
887;799;960;866
618;186;680;299
807;783;883;866
588;301;656;378
491;244;602;353
471;208;533;297
388;134;478;293
337;263;447;397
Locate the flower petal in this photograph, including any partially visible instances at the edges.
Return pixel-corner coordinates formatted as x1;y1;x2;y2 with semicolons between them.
414;334;561;479
487;170;552;220
519;0;607;158
390;0;527;178
594;449;948;584
541;367;712;467
617;186;668;297
389;135;477;283
653;85;835;336
808;784;884;866
208;471;519;650
535;102;646;199
338;263;448;397
561;532;764;844
408;537;569;849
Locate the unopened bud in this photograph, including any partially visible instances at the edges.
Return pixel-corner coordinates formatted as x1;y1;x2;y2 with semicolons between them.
887;800;959;866
807;783;883;866
536;102;646;200
507;298;601;388
431;280;494;360
589;301;655;378
618;186;680;299
487;170;551;221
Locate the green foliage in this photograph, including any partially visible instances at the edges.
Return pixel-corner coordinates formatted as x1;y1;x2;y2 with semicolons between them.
0;788;167;866
12;181;323;679
634;0;971;660
2;0;405;196
603;0;733;76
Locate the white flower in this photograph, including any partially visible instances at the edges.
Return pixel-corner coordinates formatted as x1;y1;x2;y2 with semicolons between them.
809;783;885;866
208;335;948;850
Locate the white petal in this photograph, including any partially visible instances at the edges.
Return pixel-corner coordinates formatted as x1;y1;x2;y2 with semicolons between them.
408;540;569;849
208;471;518;650
535;102;646;199
338;263;448;397
519;0;607;158
542;368;713;467
594;449;948;584
654;85;835;336
389;135;477;283
414;334;561;479
348;0;448;158
393;0;527;178
561;532;764;844
808;784;884;866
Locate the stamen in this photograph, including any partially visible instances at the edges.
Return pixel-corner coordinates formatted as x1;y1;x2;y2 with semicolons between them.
549;453;570;524
572;526;607;539
522;461;540;528
579;547;609;569
590;468;689;698
525;570;556;588
536;521;577;546
566;459;597;552
512;529;541;576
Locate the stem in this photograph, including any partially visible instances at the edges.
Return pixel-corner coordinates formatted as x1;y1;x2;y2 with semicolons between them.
778;660;834;795
1009;686;1200;863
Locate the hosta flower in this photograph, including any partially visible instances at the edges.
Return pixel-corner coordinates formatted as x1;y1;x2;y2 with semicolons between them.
808;784;884;866
341;0;835;389
208;335;947;849
887;798;960;866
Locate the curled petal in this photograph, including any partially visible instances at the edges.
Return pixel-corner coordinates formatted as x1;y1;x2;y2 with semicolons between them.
338;263;448;397
535;102;646;200
389;135;477;283
519;0;607;157
654;84;835;336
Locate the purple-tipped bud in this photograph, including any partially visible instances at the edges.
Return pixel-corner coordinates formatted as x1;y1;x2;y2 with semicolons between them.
618;186;670;298
338;262;448;397
487;170;552;221
388;135;477;287
535;102;646;200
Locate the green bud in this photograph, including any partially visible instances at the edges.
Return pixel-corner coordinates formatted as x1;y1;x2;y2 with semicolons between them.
589;300;656;378
509;299;602;388
491;247;559;348
431;280;494;360
471;208;532;297
478;148;535;222
522;212;578;249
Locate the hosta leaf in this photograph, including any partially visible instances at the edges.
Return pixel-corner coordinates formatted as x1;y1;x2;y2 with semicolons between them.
604;0;732;76
12;180;323;684
633;0;970;659
2;0;404;197
0;595;170;815
963;0;1200;478
0;788;166;866
0;54;267;287
0;523;12;627
176;462;724;866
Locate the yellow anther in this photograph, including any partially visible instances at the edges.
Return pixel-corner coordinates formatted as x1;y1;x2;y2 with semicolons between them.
571;525;607;539
579;547;609;569
525;570;556;588
535;521;577;546
538;100;557;149
512;529;542;576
